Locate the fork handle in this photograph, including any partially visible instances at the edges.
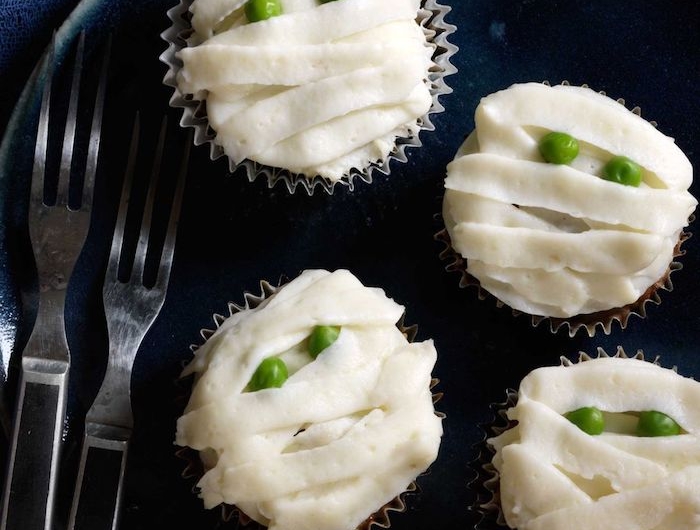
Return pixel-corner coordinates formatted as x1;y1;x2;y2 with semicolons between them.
68;423;130;530
0;360;69;530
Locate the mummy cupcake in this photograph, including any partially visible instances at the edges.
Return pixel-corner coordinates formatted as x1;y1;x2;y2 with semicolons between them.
161;0;457;193
440;82;697;335
483;353;700;530
176;269;443;530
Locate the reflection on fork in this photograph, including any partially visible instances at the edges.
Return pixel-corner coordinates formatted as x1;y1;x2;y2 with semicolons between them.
0;34;107;530
68;116;190;530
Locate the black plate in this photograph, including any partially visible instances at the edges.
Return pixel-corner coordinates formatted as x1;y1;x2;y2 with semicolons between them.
0;1;699;529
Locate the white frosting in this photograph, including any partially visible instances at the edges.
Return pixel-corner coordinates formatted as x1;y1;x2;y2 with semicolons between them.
489;358;700;530
443;83;696;318
178;0;433;180
176;269;442;530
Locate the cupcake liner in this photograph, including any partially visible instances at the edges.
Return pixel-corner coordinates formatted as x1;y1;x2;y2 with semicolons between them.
435;223;692;338
436;82;695;337
175;275;443;529
471;346;661;530
160;0;458;195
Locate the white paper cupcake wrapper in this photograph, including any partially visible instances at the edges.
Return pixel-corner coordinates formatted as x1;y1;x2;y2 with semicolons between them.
160;0;458;195
471;346;665;530
175;274;443;528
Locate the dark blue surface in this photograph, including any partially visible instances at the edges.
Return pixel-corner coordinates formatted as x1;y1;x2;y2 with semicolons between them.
1;1;699;529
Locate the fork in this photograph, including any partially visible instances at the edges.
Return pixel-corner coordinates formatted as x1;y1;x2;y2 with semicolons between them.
67;115;189;530
0;35;107;530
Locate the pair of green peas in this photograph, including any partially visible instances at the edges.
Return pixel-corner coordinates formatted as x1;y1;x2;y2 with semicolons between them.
565;406;682;437
245;0;338;23
539;131;642;187
247;325;341;391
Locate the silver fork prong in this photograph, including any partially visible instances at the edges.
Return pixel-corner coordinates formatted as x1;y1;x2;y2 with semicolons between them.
56;32;85;208
80;35;110;212
154;131;190;291
30;38;56;208
131;115;167;283
107;114;141;281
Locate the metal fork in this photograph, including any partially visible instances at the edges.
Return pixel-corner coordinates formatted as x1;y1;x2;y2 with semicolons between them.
68;116;189;530
0;35;107;530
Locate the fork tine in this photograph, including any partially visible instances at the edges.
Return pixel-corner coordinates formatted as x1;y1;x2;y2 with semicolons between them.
30;37;56;207
80;35;111;212
106;114;141;281
131;116;167;283
56;32;85;208
154;130;190;291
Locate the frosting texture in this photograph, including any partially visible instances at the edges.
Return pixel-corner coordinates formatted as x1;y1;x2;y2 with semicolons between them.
489;357;700;530
177;0;433;180
177;269;442;530
443;83;696;318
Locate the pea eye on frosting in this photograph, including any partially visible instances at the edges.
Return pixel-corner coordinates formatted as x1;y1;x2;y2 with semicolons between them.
636;410;682;437
602;155;643;187
247;357;289;391
564;406;604;435
308;325;341;358
244;0;282;23
538;131;579;165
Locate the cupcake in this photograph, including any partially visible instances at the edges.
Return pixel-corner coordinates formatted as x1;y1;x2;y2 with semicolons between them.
479;350;700;530
439;82;697;336
176;269;443;530
161;0;457;194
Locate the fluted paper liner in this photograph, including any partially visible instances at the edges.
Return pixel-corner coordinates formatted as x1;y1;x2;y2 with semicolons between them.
174;276;443;529
160;0;458;195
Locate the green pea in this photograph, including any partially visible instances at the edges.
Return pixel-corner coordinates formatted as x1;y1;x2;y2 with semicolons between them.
245;0;282;23
601;155;642;187
636;410;681;437
308;325;341;358
538;132;579;164
564;406;604;435
248;357;288;391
